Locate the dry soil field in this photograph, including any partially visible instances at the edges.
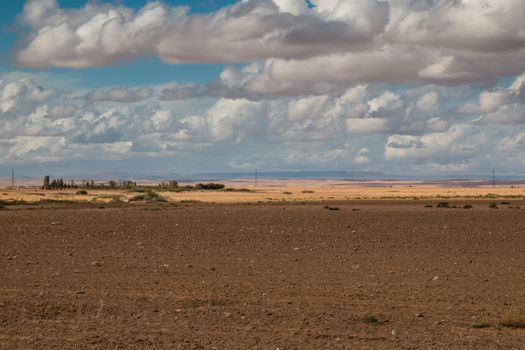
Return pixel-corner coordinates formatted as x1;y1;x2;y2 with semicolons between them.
1;198;524;349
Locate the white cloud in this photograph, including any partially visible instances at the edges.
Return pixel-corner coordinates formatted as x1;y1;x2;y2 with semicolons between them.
367;91;402;113
385;124;481;160
16;0;387;68
2;73;525;175
416;91;439;113
14;0;525;89
354;147;369;164
464;73;525;125
0;78;57;114
347;118;390;134
272;0;308;15
86;87;153;103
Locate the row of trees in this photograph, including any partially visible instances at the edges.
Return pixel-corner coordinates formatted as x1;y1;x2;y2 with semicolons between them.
42;176;224;191
42;176;139;190
42;176;76;190
42;176;177;190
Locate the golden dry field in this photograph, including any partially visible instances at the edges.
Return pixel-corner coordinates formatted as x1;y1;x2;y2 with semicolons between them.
1;179;525;204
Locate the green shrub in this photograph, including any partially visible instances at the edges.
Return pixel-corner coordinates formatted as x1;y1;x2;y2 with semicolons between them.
223;188;253;192
76;190;88;195
463;204;473;209
195;183;225;190
129;190;166;202
437;202;450;208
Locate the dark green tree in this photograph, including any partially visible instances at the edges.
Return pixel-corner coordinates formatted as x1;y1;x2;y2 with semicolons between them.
43;176;50;189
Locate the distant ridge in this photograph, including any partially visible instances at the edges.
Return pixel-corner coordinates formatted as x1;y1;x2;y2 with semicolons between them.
180;170;394;181
2;170;525;183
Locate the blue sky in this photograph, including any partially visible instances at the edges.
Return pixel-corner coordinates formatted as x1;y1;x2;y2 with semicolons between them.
1;0;525;177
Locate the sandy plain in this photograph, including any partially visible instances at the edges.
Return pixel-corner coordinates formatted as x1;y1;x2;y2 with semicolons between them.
1;179;525;204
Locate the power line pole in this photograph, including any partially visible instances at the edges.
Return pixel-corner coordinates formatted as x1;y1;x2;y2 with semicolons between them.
492;168;495;188
11;168;15;189
255;168;258;187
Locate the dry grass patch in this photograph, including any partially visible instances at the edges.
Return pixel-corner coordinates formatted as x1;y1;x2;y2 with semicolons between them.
129;190;166;203
499;310;525;329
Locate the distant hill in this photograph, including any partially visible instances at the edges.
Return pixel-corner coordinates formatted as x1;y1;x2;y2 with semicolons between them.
2;170;525;184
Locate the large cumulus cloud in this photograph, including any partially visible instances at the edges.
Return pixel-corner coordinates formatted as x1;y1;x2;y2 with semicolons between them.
16;0;388;67
2;73;525;174
14;0;525;89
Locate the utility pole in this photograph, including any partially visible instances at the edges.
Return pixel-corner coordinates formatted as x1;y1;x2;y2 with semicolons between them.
255;168;258;187
11;168;15;189
492;168;495;188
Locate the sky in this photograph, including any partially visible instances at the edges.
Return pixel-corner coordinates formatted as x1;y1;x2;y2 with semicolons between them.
1;0;525;177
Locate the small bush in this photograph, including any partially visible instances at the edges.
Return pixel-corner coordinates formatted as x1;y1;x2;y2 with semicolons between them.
499;310;525;328
180;199;201;204
208;298;227;307
501;201;510;205
425;204;433;208
195;183;225;190
324;205;340;211
129;190;166;202
302;190;315;193
437;202;450;208
76;190;88;195
223;188;253;192
362;315;379;324
283;191;293;195
463;204;473;209
472;322;491;329
489;203;498;209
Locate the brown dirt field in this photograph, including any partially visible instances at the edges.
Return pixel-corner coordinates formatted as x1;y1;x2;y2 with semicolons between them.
1;201;524;349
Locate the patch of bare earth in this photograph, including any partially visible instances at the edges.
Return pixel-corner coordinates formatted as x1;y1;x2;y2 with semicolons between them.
1;201;524;349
